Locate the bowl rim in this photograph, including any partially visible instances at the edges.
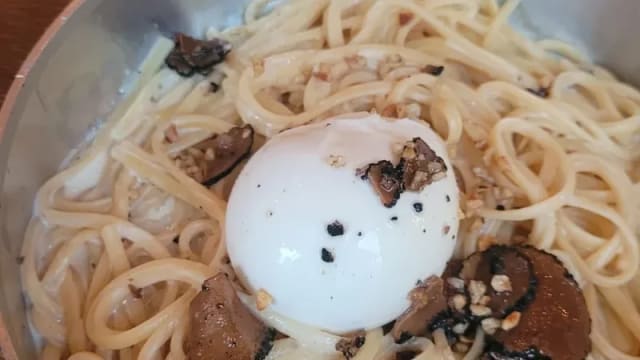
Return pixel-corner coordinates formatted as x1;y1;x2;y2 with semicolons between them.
0;1;86;357
0;0;87;142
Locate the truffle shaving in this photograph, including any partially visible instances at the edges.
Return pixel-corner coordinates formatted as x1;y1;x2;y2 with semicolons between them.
358;160;402;208
166;33;231;77
357;137;448;208
391;276;448;341
399;137;448;192
176;125;254;186
187;273;274;360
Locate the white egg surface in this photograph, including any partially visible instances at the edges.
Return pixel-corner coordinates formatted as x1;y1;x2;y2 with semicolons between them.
226;114;459;333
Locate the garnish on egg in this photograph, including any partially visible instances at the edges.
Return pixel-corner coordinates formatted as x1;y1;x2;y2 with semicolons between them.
327;221;345;237
358;137;448;208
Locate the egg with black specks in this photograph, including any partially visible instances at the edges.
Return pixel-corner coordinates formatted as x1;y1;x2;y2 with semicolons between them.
226;113;459;333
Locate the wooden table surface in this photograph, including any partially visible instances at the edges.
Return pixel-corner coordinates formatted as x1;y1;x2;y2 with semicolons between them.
0;0;71;104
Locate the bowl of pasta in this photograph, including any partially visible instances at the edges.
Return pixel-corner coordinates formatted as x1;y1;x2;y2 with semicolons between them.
1;0;639;359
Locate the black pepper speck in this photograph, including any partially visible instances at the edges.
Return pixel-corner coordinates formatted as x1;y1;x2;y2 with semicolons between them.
321;248;335;263
391;216;398;221
496;204;506;211
422;229;427;233
413;202;423;213
357;231;363;237
446;195;451;202
327;221;345;236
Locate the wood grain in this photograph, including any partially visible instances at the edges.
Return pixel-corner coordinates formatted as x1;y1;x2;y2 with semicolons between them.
0;0;71;104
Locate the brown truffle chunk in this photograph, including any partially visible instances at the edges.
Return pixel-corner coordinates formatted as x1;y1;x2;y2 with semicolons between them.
458;246;536;318
438;246;590;360
187;273;274;360
526;87;549;98
191;125;254;186
489;246;591;360
423;65;445;76
335;332;366;359
358;160;402;208
357;137;448;208
392;276;447;341
166;33;231;77
399;138;448;192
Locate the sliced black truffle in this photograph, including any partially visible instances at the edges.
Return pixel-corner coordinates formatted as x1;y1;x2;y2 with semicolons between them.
437;245;590;360
490;246;591;360
166;33;231;77
358;160;403;208
391;276;448;341
399;137;448;192
191;125;254;186
458;246;536;318
187;273;273;360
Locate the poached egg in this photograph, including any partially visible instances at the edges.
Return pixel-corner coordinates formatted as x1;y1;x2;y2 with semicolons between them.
226;113;459;333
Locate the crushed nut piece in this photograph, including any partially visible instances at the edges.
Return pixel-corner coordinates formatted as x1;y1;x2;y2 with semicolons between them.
256;289;273;311
466;199;484;211
474;139;488;150
479;295;491;306
165;124;179;143
452;322;469;335
478;235;497;251
345;55;366;69
472;166;495;184
447;277;465;291
397;103;421;120
501;311;522;331
470;304;491;317
381;104;399;118
468;280;487;304
451;294;467;312
327;154;346;168
491;275;513;293
481;317;501;335
313;71;329;81
204;148;215;161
